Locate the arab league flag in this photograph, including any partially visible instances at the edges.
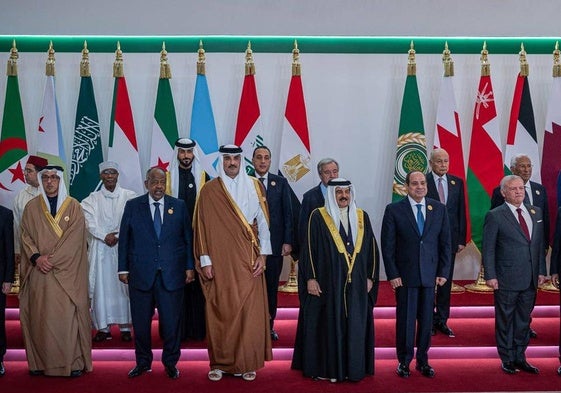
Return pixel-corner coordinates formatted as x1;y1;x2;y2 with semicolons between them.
36;75;66;171
467;74;503;250
149;76;178;172
107;76;143;194
392;72;427;202
504;74;540;182
279;72;313;201
190;72;219;178
69;74;103;201
0;72;27;208
541;73;561;243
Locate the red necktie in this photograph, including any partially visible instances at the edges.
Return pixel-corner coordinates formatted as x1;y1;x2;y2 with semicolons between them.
516;208;530;241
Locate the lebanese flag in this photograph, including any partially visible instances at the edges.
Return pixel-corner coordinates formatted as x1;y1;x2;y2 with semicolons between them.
541;75;561;243
433;75;470;237
278;73;313;201
466;75;503;250
107;76;143;194
505;74;540;182
234;73;263;173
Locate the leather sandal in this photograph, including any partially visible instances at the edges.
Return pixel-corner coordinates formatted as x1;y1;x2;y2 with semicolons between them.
242;371;256;381
208;369;223;381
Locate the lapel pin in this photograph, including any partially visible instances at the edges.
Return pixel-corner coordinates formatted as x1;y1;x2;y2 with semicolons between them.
64;216;70;222
530;209;536;215
427;205;433;211
168;207;174;215
451;180;456;185
270;181;276;187
188;183;194;188
535;190;540;195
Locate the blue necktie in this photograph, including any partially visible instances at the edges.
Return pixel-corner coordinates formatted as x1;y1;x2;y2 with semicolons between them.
153;202;162;238
416;203;424;234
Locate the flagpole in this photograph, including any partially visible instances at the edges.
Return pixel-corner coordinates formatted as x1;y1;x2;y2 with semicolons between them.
465;42;496;294
279;40;301;294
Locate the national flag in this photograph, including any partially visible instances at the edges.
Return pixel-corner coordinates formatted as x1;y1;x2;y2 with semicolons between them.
541;59;561;244
278;44;313;201
36;79;66;172
392;43;427;202
234;43;264;174
504;73;540;182
0;44;27;208
107;45;143;194
149;46;178;173
69;45;103;201
189;43;219;178
466;53;503;250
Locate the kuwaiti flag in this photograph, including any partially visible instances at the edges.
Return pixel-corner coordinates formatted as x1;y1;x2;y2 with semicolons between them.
467;74;503;250
107;76;143;194
149;76;178;172
190;72;219;178
278;73;313;201
0;72;27;208
234;71;263;174
433;74;470;237
541;74;561;243
504;74;540;182
36;75;66;172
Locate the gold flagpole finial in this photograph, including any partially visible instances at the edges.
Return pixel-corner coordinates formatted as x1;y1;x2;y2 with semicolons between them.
519;43;529;77
480;41;490;77
292;40;301;77
46;41;55;76
159;41;171;79
197;40;206;76
553;41;561;78
113;41;124;78
244;41;255;76
7;39;18;76
80;40;91;77
442;41;454;77
407;40;416;76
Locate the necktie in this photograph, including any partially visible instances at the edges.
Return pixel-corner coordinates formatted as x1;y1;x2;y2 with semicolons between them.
259;177;266;189
153;202;162;238
416;204;424;234
437;177;446;204
523;187;530;205
516;208;530;241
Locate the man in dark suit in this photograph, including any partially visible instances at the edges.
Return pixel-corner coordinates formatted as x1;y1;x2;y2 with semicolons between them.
252;146;293;341
118;167;194;379
298;158;339;245
0;206;15;376
549;206;561;376
426;148;466;337
382;171;451;379
490;154;548;339
483;175;546;375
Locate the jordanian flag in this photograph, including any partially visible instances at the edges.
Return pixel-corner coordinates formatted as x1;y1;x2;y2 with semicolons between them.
37;75;66;172
69;73;102;201
505;74;540;182
541;73;561;243
149;74;178;172
392;58;427;202
108;76;143;194
234;45;264;174
0;69;27;208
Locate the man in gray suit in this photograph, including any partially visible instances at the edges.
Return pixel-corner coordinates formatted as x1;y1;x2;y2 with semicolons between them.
483;175;546;375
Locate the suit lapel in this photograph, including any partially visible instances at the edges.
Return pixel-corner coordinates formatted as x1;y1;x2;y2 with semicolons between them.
499;204;528;241
401;198;421;236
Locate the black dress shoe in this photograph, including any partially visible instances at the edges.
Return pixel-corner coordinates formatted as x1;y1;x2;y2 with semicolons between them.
128;365;152;378
434;322;455;337
416;363;435;378
120;331;132;342
29;370;44;376
396;363;410;378
501;361;517;374
164;365;180;379
270;329;279;341
69;370;83;378
0;361;5;376
557;365;561;376
529;328;538;339
514;360;539;374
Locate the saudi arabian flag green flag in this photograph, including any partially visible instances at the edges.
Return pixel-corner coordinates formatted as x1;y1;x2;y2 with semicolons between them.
392;47;428;201
69;74;103;201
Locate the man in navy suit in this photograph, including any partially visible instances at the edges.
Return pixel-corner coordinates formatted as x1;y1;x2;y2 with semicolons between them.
490;154;548;339
426;148;466;337
0;206;14;376
252;146;293;341
298;158;340;245
118;167;194;379
382;171;451;379
483;175;546;374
